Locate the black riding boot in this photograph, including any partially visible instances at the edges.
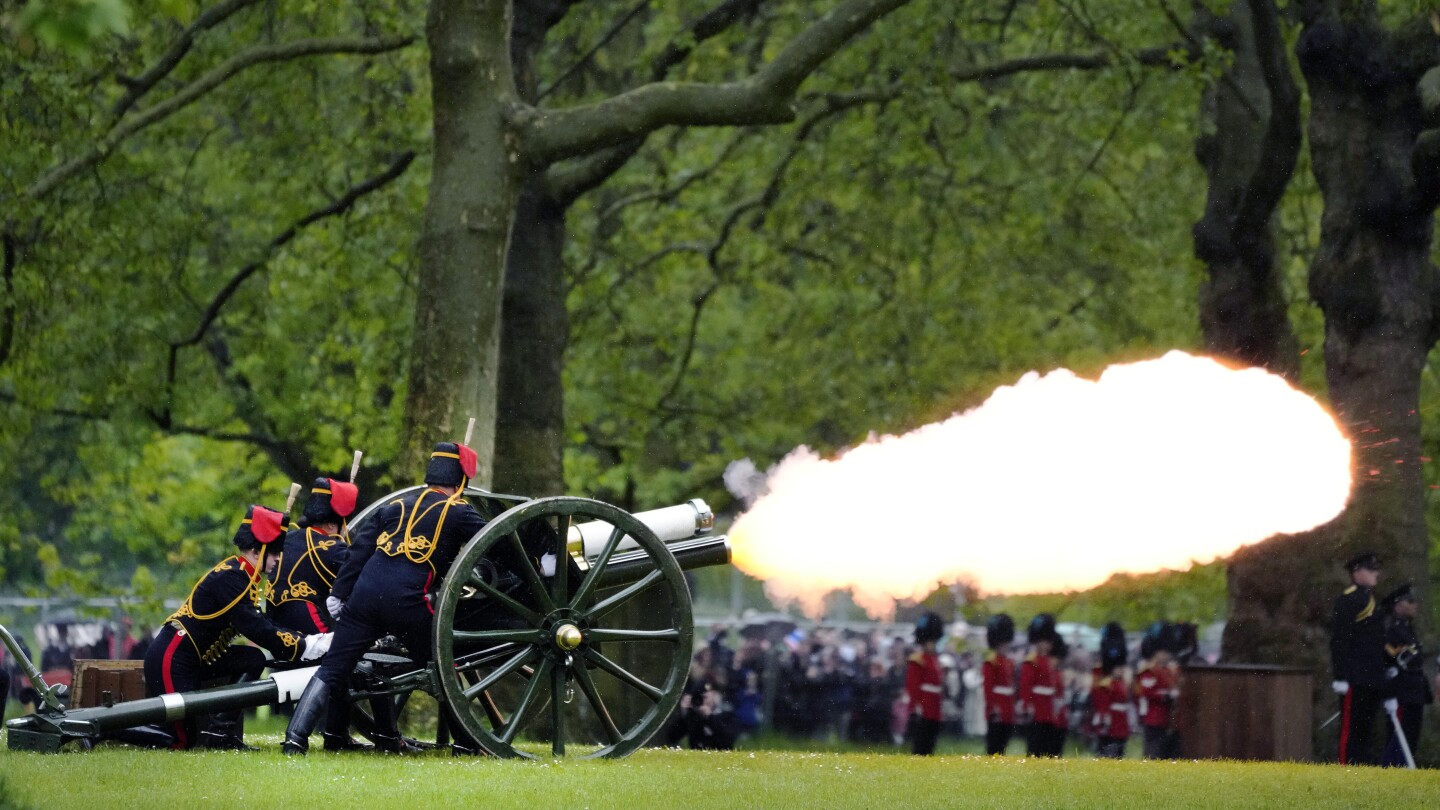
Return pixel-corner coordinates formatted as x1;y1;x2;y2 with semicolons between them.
370;696;420;754
322;698;373;752
199;673;259;751
282;678;330;756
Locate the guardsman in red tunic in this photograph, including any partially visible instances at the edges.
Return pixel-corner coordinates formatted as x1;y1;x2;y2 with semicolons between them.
1019;613;1064;757
143;505;331;749
1136;627;1180;759
1090;667;1132;758
1090;623;1131;759
905;611;945;755
982;614;1017;755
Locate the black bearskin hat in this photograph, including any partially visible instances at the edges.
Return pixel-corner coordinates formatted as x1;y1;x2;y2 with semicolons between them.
1027;613;1057;645
1099;621;1127;670
986;614;1015;650
914;611;945;644
425;441;478;487
233;505;285;552
301;477;359;527
1140;621;1166;659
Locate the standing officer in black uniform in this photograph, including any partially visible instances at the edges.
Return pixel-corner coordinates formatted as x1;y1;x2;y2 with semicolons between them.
283;441;488;755
144;505;331;749
1380;583;1432;766
1330;552;1387;765
269;476;366;750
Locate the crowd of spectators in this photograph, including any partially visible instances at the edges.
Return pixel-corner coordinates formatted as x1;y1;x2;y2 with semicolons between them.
665;621;1137;752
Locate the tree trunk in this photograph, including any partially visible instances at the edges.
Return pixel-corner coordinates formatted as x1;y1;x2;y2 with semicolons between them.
401;0;522;486
1192;0;1301;379
491;0;574;497
1223;5;1439;755
494;184;569;496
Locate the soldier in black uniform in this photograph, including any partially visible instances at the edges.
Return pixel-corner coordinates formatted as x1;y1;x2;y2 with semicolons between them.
282;442;488;755
1379;583;1432;766
143;505;331;749
270;478;358;634
269;476;367;750
1330;552;1387;765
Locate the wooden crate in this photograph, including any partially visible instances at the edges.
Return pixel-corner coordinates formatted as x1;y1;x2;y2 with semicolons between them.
71;659;146;708
1175;663;1314;761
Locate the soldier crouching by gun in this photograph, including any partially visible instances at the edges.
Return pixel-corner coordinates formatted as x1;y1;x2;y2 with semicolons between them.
270;474;373;751
283;440;487;756
143;505;332;750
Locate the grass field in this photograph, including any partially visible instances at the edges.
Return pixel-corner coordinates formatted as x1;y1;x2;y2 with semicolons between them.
2;733;1437;810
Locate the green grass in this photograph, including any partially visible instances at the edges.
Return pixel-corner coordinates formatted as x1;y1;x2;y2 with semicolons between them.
1;734;1437;809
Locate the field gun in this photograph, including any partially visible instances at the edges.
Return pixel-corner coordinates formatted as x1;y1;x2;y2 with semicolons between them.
4;491;730;758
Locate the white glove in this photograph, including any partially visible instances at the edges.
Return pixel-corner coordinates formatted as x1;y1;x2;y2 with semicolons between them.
1383;698;1399;714
326;596;344;620
301;632;334;661
1331;680;1349;695
1385;667;1399;680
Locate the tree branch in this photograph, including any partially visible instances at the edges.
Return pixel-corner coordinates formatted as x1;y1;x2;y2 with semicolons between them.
947;45;1186;84
536;0;654;102
110;0;265;119
158;152;415;424
0;388;296;465
25;34;415;201
542;0;772;206
1233;0;1302;233
516;0;908;165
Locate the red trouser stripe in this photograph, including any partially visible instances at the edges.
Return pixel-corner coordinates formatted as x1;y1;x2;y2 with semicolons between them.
306;601;329;632
1338;690;1353;765
160;631;187;750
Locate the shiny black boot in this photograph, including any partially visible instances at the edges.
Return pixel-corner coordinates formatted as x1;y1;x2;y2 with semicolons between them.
199;674;259;751
282;678;330;756
370;697;420;754
322;700;374;752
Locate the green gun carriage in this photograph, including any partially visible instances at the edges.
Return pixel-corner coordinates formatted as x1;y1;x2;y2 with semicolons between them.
4;489;731;759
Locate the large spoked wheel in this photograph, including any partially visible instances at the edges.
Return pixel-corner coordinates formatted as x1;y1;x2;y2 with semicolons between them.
433;497;693;759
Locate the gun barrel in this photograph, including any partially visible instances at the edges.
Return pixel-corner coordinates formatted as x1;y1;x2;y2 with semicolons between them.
568;499;713;557
5;666;317;752
594;535;731;590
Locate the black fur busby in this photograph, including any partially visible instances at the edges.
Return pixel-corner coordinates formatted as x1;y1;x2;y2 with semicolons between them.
233;505;284;552
1099;621;1127;670
425;441;477;487
986;614;1015;650
1027;613;1057;645
1140;621;1165;659
301;477;359;527
914;611;945;644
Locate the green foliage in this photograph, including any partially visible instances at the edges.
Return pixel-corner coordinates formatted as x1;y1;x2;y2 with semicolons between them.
7;0;131;57
971;560;1228;628
1;1;427;599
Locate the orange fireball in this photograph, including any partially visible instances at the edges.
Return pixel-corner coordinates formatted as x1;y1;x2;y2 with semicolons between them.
729;351;1352;619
